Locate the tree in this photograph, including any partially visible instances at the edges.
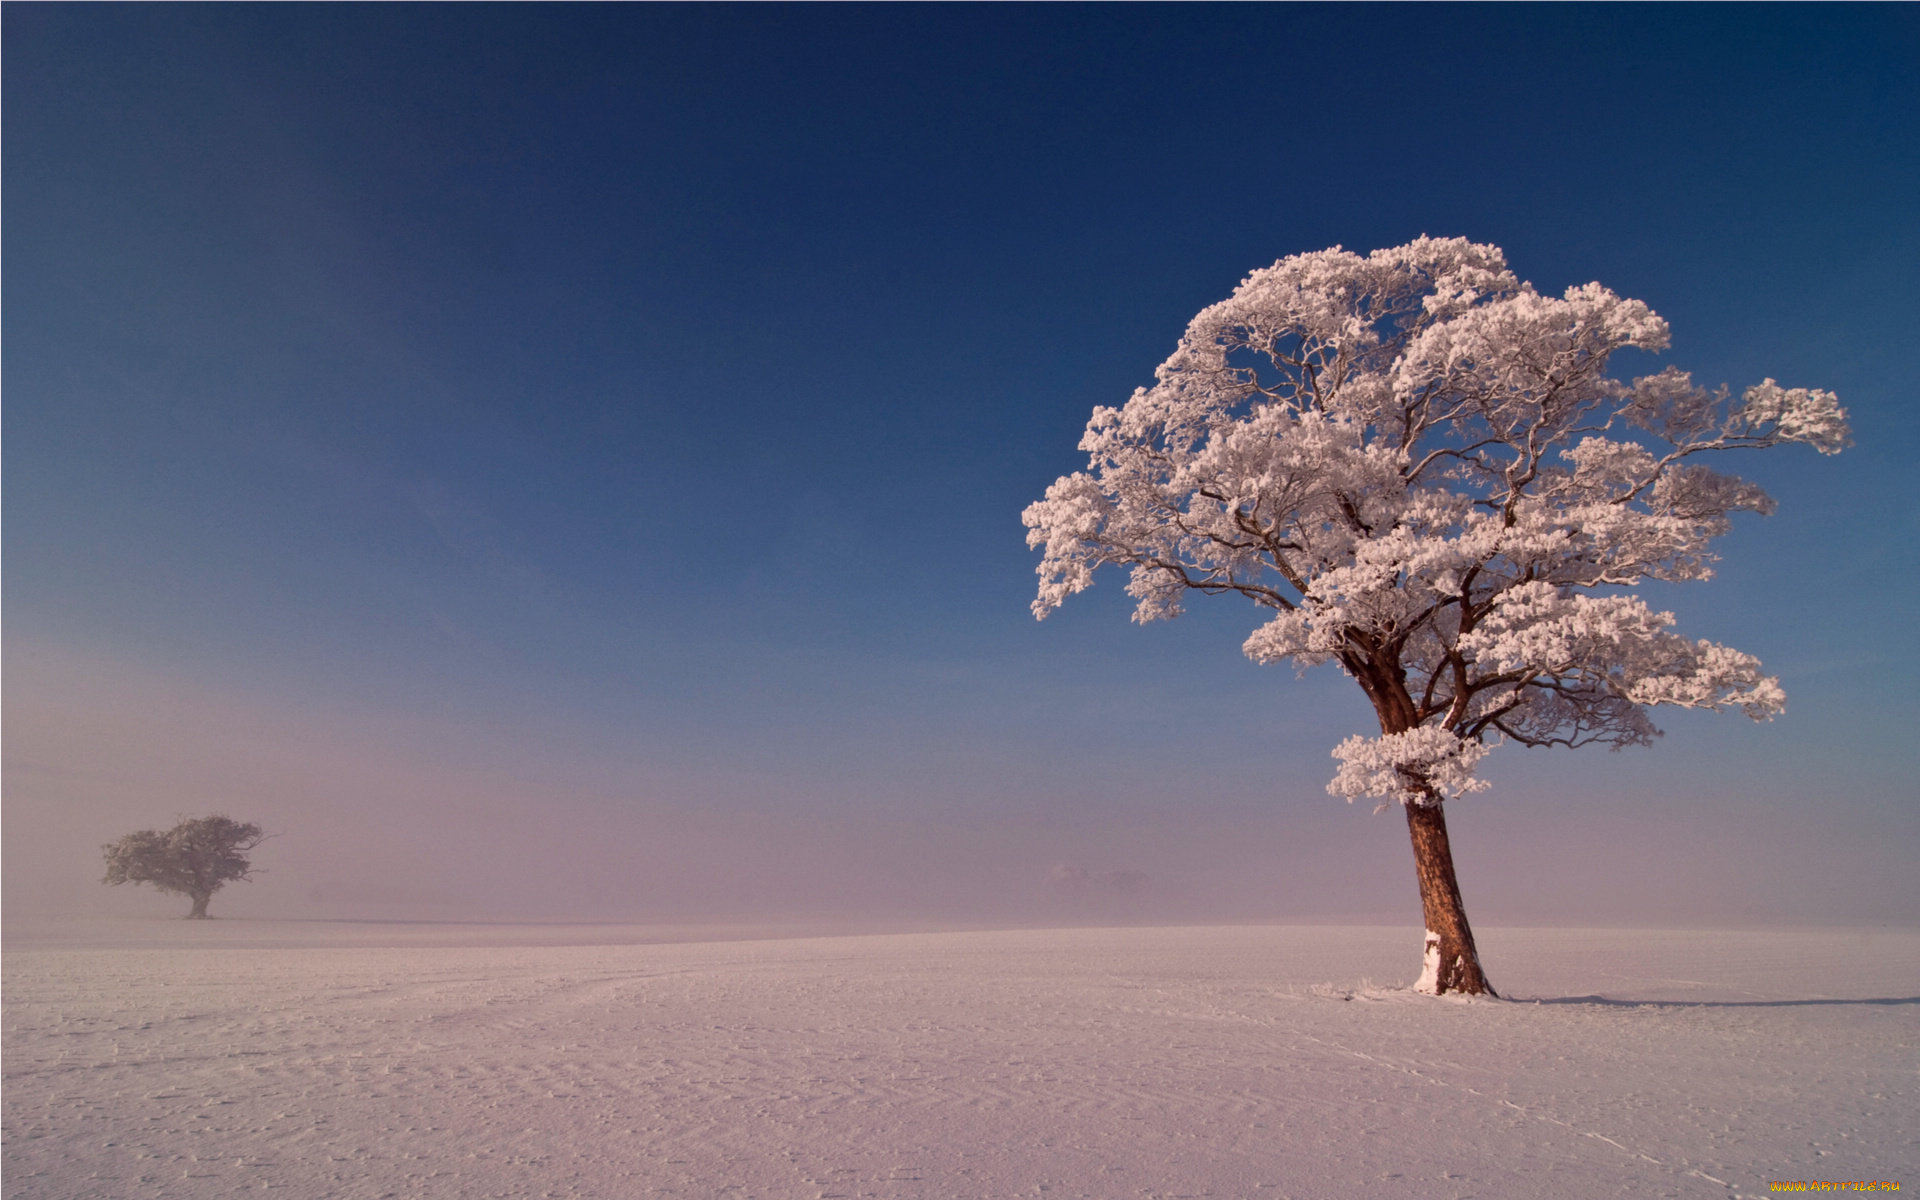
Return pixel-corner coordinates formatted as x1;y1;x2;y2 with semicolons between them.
1023;238;1848;995
101;815;267;919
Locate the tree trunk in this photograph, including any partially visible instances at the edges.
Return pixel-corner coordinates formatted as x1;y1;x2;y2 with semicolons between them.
1349;652;1495;996
1404;799;1495;996
187;893;211;920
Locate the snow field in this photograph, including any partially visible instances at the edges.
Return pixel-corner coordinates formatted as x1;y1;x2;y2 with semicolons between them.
4;923;1915;1198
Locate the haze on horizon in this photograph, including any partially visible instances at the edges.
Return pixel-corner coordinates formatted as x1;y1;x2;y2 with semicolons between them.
6;6;1917;930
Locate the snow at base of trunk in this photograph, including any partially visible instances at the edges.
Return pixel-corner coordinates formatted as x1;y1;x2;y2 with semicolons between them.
1415;927;1442;994
1414;926;1495;996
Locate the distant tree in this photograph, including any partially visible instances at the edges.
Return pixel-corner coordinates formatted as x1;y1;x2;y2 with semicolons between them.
101;815;267;919
1023;238;1848;995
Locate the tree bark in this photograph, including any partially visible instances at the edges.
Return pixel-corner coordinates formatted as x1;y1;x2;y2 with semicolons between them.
1404;799;1495;996
187;893;211;920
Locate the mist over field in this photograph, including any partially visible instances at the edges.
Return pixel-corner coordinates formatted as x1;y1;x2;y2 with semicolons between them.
8;635;1912;931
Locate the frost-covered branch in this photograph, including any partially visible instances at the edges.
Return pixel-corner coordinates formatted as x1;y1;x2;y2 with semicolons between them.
1024;237;1847;804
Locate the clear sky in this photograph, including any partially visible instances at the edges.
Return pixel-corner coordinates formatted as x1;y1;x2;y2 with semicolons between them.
6;5;1917;926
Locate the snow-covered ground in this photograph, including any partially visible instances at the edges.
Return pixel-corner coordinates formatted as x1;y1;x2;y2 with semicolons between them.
4;920;1914;1198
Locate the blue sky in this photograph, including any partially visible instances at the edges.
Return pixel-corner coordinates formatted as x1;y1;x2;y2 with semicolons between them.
7;5;1917;925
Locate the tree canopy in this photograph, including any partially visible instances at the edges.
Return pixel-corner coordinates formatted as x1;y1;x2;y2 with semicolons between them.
101;814;267;919
1024;237;1848;992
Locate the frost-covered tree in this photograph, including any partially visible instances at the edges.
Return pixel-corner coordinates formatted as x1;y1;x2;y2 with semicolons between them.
1023;238;1848;995
101;815;267;919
